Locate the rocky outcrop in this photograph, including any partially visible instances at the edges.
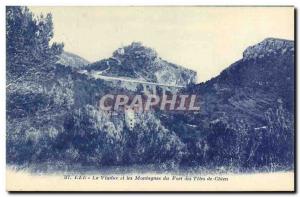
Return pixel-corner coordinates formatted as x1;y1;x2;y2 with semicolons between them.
243;38;294;60
86;42;197;86
161;38;294;168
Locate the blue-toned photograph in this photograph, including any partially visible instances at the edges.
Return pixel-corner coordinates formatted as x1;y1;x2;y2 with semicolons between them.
6;6;295;191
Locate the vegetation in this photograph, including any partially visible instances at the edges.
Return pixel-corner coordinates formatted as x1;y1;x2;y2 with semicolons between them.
6;6;294;173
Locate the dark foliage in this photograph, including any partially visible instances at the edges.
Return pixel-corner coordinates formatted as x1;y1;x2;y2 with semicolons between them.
6;7;294;173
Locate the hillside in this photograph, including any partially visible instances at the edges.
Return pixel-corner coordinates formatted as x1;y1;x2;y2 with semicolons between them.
57;51;90;68
7;33;294;171
85;42;197;86
160;38;294;168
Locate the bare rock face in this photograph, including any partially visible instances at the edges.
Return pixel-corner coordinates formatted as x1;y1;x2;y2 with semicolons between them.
243;38;294;61
87;42;197;86
161;38;294;168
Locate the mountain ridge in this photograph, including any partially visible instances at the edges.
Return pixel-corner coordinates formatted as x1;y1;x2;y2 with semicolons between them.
160;38;294;167
243;38;294;60
85;42;197;86
58;51;90;68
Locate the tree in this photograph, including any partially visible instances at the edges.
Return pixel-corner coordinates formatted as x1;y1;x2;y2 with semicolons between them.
6;6;66;117
6;6;66;165
6;6;63;88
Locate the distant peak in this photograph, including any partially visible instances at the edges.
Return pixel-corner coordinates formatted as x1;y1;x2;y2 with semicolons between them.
243;38;294;60
263;37;294;43
112;42;157;59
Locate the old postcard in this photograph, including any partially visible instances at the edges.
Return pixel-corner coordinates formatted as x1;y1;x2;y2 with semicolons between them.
6;6;295;191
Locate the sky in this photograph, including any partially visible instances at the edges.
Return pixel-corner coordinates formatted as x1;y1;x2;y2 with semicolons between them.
29;6;294;82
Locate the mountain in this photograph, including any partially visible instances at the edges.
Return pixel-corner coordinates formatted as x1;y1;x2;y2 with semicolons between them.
200;38;294;113
57;51;90;68
160;38;294;168
7;37;294;172
9;7;294;173
243;38;294;60
86;42;197;86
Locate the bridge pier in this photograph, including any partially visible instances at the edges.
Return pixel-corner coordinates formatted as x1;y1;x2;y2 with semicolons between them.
142;84;150;95
151;85;157;95
162;88;166;95
142;84;158;95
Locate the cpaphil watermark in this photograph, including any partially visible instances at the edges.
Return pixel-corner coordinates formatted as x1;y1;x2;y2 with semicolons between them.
98;94;200;112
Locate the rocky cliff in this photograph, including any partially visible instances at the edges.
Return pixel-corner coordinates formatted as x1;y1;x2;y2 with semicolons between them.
161;38;294;168
86;42;197;86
